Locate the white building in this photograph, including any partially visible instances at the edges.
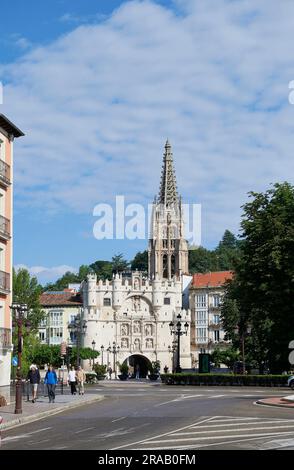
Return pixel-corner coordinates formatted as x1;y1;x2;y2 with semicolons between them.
82;141;192;376
189;271;233;368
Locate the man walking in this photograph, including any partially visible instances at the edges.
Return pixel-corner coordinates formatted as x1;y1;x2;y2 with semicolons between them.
27;365;40;403
76;366;86;395
135;364;140;380
44;365;58;403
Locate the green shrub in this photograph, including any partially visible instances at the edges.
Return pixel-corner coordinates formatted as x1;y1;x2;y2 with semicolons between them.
160;373;289;387
93;364;107;378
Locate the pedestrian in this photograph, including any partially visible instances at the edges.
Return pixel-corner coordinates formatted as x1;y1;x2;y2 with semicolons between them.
68;366;77;395
27;365;40;403
76;366;86;395
107;365;113;380
135;364;140;380
44;365;58;403
163;365;169;374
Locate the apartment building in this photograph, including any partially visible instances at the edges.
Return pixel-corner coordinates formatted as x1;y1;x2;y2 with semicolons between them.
0;114;24;395
190;271;233;368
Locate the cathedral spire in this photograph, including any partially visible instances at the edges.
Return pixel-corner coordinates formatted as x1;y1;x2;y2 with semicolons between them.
158;140;178;206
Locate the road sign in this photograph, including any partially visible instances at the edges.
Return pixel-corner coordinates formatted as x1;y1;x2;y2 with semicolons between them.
12;356;18;366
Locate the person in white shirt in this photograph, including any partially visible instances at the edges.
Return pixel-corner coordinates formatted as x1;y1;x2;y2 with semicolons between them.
68;366;77;395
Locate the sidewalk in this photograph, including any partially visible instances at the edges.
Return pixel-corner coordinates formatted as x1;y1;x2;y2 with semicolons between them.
0;392;104;432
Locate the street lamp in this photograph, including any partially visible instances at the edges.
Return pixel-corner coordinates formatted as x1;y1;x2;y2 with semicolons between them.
168;341;177;373
68;312;87;367
100;345;104;366
169;313;189;373
91;340;96;369
11;303;29;414
107;342;120;379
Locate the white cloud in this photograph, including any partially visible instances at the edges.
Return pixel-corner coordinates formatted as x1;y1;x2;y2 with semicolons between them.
1;0;294;247
14;264;78;284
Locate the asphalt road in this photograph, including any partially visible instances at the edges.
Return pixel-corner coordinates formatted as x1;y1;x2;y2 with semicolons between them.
2;381;294;450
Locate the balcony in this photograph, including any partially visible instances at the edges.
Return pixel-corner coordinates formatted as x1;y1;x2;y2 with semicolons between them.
209;321;222;329
0;327;11;351
0;159;11;187
0;270;10;293
0;215;10;241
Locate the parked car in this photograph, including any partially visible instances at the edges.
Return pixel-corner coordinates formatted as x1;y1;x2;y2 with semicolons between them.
287;375;294;389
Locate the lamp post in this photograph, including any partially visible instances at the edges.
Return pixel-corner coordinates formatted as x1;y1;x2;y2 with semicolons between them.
100;345;104;366
168;341;177;373
107;342;120;379
91;340;96;369
11;303;29;415
68;312;87;367
234;323;251;374
169;313;189;373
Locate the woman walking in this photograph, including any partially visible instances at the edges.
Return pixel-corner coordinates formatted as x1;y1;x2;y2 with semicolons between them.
44;365;58;403
68;366;77;395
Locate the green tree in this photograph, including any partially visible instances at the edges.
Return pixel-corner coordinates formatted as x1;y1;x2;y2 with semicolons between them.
131;250;148;272
210;346;239;370
89;260;113;280
13;268;44;332
221;182;294;373
111;253;129;273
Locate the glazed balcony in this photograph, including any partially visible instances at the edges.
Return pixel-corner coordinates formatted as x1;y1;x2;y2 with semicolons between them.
0;159;11;187
0;327;11;351
0;215;10;240
0;270;10;294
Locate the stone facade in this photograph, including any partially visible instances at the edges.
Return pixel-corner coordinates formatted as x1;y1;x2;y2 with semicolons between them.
82;141;192;375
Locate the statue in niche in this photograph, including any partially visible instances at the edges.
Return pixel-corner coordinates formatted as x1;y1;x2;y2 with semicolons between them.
134;338;140;351
133;296;141;312
121;324;128;336
133;321;141;334
146;338;153;349
121;338;129;349
145;324;152;336
134;278;139;290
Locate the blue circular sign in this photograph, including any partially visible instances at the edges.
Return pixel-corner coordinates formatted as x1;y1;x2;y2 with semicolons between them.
12;356;18;366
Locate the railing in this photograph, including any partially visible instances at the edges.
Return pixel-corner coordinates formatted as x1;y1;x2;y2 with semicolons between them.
0;327;11;350
0;215;10;238
0;159;11;185
0;270;10;291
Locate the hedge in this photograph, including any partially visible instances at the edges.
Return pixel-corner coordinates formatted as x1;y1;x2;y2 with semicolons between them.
160;373;289;387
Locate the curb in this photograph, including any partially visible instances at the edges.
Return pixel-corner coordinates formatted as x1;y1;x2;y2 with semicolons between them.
0;395;105;432
256;399;294;409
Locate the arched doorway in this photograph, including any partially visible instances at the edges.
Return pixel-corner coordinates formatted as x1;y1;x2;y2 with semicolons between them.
123;355;152;378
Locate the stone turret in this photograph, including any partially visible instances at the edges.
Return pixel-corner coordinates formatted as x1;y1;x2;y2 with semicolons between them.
112;273;122;311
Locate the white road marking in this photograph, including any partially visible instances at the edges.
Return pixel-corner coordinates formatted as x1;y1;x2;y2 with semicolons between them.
111;416;215;450
143;431;294;444
207;395;226;398
2;427;52;443
189;419;294;429
74;427;95;434
112;417;126;423
171;424;294;436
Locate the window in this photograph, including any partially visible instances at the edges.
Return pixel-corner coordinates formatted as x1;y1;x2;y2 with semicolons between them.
49;311;63;327
213;315;220;324
213;294;220;307
164;297;171;305
196;311;206;324
196;328;207;342
214;330;220;342
39;331;45;342
104;298;111;306
49;327;63;344
196;294;206;308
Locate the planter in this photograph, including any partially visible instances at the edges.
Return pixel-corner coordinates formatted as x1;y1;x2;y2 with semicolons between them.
148;373;159;381
118;374;128;381
97;375;106;381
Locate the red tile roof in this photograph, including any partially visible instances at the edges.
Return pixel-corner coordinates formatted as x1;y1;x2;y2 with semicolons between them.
191;271;234;288
40;291;82;307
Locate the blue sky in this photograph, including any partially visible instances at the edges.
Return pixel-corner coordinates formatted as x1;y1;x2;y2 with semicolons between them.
1;0;294;284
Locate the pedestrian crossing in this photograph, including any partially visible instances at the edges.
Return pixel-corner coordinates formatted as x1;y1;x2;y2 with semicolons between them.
113;416;294;450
